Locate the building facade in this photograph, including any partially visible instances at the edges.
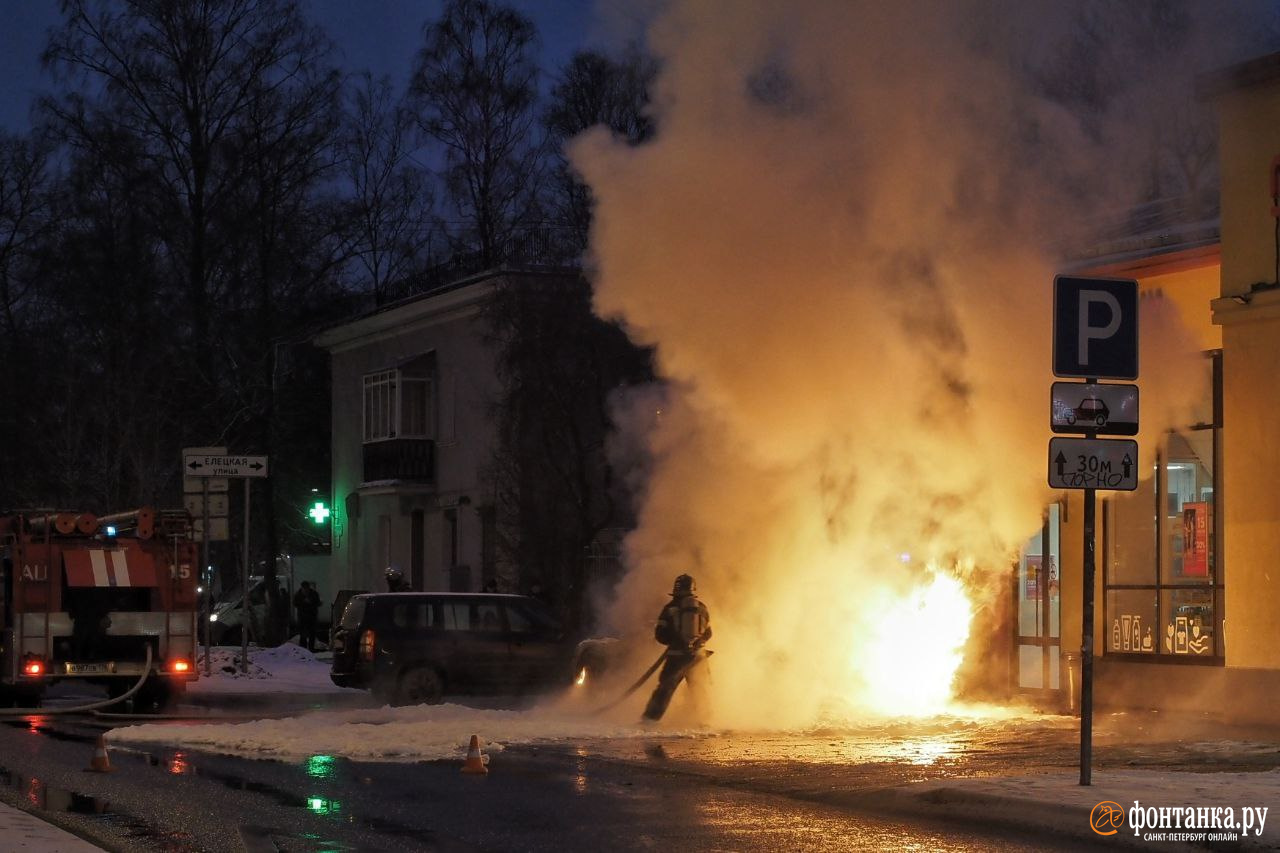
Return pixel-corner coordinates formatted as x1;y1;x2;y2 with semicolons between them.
314;268;576;598
1017;52;1280;724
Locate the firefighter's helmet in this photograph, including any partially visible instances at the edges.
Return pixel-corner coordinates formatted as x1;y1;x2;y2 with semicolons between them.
672;573;695;596
384;565;404;587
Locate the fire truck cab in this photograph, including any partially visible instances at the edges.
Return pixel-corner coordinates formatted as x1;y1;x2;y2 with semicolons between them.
0;508;199;711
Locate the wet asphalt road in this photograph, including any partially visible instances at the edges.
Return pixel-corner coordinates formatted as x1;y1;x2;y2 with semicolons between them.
0;713;1081;852
1;697;1277;852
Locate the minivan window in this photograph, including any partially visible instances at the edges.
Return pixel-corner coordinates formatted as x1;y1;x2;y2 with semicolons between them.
508;600;561;633
340;597;366;629
441;602;471;631
475;602;502;632
391;601;434;629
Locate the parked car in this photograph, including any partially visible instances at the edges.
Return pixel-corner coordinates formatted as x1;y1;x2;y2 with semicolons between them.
329;592;577;705
207;576;270;645
327;588;368;648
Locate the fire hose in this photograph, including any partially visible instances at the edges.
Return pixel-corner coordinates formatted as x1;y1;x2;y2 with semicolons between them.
591;648;713;715
0;645;153;716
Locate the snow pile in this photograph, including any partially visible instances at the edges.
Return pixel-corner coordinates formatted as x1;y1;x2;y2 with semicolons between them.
107;702;708;762
189;644;361;695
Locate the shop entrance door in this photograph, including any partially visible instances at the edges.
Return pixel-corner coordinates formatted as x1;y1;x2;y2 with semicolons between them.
1015;504;1062;694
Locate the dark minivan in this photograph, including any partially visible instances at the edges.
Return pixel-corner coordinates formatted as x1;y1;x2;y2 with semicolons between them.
329;592;575;705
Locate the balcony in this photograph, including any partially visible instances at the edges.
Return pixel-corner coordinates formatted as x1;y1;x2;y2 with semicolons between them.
362;438;435;483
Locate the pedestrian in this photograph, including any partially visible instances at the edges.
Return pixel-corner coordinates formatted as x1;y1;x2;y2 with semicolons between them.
384;565;411;592
481;577;499;593
642;573;712;722
293;581;322;652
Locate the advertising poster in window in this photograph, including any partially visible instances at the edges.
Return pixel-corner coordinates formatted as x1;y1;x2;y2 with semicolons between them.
1024;556;1039;599
1181;502;1210;578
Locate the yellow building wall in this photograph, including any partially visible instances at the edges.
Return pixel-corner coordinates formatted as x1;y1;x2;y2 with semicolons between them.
1216;77;1280;670
1221;319;1280;668
1140;266;1222;352
1219;83;1280;298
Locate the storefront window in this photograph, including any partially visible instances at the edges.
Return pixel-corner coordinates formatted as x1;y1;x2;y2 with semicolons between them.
1016;504;1061;690
1103;352;1221;662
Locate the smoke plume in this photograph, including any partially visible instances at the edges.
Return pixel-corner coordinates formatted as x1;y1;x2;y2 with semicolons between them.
571;0;1267;728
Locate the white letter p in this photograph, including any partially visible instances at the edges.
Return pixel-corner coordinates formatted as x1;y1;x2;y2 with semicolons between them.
1079;290;1121;367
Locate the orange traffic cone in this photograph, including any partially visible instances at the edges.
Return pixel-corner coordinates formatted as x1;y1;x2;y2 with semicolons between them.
86;734;113;773
461;734;489;775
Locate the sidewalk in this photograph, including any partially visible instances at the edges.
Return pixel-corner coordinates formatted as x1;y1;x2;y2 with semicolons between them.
857;768;1280;850
0;801;105;852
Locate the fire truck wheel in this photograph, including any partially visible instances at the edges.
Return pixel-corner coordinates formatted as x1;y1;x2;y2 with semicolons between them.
394;666;444;706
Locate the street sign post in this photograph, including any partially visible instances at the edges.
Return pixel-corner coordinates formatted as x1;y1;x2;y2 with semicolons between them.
1053;276;1138;380
181;450;269;675
1049;274;1139;789
1050;382;1139;436
183;446;225;676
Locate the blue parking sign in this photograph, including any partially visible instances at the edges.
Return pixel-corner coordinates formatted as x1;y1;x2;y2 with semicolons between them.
1053;276;1138;380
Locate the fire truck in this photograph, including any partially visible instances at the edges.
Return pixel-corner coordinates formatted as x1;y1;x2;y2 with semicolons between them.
0;507;199;710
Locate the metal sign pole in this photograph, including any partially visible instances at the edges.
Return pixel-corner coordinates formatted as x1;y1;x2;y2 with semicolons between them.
1080;485;1096;785
202;479;212;677
241;477;250;674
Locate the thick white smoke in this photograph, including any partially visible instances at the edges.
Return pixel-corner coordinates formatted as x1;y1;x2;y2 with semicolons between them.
571;0;1246;728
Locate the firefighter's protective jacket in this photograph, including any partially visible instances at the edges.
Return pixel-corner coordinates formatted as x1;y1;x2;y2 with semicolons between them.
654;593;711;654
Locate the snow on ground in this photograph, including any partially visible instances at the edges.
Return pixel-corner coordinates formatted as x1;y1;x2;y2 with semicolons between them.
108;701;703;762
111;643;706;761
189;644;361;695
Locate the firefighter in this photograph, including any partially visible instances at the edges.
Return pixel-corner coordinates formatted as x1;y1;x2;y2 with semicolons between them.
384;565;411;592
642;573;712;722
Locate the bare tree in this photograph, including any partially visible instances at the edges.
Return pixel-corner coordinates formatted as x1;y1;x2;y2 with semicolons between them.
409;0;543;266
0;130;58;506
484;272;652;630
43;0;340;392
544;48;655;254
340;73;439;304
42;0;346;641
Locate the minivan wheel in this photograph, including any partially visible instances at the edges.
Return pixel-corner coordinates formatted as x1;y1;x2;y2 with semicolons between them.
395;666;444;706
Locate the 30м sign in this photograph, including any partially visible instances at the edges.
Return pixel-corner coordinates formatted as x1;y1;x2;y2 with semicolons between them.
1049;437;1138;491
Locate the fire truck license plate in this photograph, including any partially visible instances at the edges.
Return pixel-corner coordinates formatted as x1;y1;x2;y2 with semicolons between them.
66;663;111;674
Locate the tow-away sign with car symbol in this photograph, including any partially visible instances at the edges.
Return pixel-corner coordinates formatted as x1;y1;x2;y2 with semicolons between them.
1050;381;1138;436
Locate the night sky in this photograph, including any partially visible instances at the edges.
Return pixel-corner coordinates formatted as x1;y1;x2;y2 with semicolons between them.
0;0;643;134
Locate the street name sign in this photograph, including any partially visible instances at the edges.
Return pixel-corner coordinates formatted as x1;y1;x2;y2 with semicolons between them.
1050;381;1139;436
1048;437;1139;491
182;445;227;493
183;454;269;478
1053;276;1138;380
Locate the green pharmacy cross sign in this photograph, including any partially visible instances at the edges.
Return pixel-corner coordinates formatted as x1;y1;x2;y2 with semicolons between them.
308;501;330;525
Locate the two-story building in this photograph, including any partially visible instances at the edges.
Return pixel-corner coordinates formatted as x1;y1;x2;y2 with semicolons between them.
313;266;580;598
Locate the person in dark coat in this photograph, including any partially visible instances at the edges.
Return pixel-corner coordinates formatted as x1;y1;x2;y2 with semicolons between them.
293;581;322;652
384;565;411;592
642;573;712;722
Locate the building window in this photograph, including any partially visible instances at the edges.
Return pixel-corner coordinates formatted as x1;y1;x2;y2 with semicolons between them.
1104;351;1221;662
363;370;396;442
362;367;434;442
